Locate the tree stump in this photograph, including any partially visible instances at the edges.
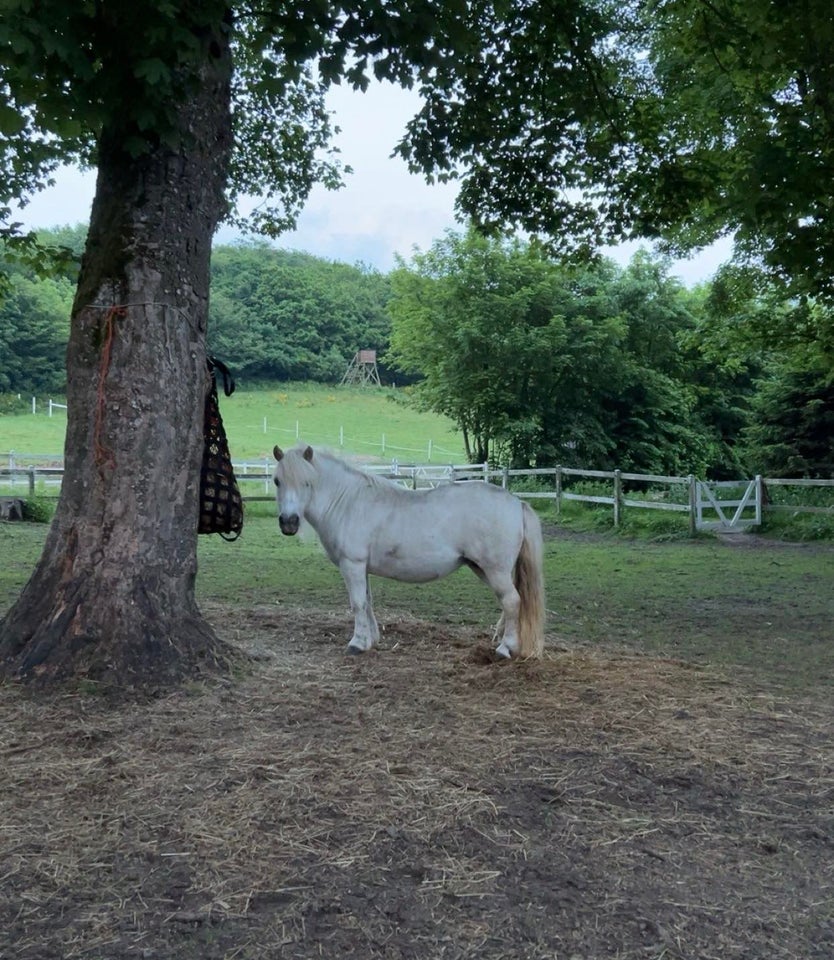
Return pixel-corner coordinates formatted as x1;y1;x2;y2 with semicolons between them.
0;498;25;521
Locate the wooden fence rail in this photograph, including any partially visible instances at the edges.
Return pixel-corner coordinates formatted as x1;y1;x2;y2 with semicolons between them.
2;464;833;534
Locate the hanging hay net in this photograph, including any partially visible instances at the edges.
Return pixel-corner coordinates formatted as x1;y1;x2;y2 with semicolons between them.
199;357;243;540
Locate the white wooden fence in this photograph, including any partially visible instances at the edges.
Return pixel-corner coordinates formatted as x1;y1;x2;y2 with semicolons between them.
3;458;833;533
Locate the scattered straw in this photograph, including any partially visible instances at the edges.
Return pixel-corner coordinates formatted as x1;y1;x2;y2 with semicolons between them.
1;604;831;959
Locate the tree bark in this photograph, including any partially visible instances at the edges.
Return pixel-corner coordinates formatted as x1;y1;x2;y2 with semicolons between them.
0;24;236;689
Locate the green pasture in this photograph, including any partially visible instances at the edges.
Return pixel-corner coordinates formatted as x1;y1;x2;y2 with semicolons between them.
3;514;831;692
0;383;465;464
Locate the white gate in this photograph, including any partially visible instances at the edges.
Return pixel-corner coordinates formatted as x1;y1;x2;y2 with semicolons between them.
366;461;487;489
695;478;762;532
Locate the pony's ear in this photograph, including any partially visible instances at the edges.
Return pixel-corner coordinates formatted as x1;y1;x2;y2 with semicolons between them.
273;445;283;461
303;445;314;462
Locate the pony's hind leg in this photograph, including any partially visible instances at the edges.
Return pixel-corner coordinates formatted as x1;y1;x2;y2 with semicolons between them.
482;568;521;658
495;592;521;658
339;558;379;654
465;558;508;647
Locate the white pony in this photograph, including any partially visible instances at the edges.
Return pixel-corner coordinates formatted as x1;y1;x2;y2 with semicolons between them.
272;444;545;659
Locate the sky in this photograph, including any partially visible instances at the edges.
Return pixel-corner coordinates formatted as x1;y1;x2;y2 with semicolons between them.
12;81;731;285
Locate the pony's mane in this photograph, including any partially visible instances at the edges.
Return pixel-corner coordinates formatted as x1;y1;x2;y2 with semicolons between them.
280;444;393;491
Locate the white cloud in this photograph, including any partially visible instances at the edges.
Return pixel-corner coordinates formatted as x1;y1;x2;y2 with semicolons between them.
604;237;734;288
223;82;462;268
12;81;731;284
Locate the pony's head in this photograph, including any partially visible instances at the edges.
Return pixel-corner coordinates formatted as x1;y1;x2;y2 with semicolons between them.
272;443;315;535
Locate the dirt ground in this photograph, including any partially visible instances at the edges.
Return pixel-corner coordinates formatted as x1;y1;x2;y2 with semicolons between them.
1;596;832;960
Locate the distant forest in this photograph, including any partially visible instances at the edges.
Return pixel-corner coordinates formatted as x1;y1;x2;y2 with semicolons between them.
1;224;831;478
0;226;396;392
209;242;395;385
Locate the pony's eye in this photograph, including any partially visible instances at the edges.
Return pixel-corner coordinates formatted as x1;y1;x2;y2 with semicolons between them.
273;477;280;488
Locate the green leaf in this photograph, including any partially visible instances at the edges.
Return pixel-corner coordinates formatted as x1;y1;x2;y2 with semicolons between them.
133;58;172;87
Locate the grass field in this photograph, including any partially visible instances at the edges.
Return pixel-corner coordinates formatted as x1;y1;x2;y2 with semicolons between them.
219;518;833;690
3;513;831;691
0;383;466;464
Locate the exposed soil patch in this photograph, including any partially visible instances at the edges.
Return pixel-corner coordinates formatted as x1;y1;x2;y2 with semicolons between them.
2;605;832;959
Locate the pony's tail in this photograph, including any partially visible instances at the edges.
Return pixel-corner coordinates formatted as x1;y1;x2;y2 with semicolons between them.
514;502;546;658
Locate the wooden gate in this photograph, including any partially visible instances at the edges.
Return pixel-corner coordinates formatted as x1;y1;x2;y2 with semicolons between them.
695;478;762;532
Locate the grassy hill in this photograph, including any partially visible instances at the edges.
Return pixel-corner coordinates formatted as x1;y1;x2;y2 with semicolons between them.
0;383;466;465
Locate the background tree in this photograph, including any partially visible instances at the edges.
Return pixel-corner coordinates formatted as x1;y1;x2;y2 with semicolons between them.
0;225;85;396
0;268;73;395
743;364;834;477
389;230;753;474
698;264;834;477
387;230;625;465
596;254;749;478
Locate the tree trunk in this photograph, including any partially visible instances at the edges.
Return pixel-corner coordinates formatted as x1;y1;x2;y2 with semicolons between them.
0;28;236;689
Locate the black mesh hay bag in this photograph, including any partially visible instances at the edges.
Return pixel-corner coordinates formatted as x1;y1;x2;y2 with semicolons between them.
199;357;243;540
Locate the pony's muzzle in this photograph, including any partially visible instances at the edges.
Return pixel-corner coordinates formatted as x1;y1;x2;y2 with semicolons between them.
279;514;300;536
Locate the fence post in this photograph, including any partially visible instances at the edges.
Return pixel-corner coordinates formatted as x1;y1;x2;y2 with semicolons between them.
688;474;697;537
502;464;509;490
755;474;763;526
555;465;562;517
28;466;35;497
613;469;622;528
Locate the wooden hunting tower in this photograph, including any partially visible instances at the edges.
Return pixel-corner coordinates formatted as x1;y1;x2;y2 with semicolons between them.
340;349;382;387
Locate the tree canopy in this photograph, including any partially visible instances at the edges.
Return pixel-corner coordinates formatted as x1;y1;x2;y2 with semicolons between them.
0;2;348;245
631;0;834;303
0;268;72;395
0;233;394;392
4;1;833;303
0;1;629;257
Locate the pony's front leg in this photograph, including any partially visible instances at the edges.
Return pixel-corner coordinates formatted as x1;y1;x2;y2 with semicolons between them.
339;558;379;654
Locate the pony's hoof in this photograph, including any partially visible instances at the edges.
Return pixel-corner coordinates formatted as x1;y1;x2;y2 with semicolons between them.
495;642;513;659
346;644;365;655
